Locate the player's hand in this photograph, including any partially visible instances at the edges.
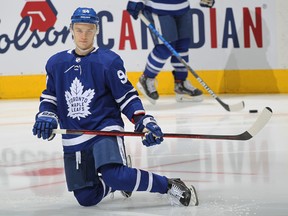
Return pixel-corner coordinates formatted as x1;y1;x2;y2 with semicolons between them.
200;0;215;8
32;111;58;140
134;115;164;147
126;1;145;20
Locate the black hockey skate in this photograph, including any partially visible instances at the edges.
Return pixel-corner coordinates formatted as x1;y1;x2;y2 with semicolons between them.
136;75;159;104
167;178;199;206
174;79;203;102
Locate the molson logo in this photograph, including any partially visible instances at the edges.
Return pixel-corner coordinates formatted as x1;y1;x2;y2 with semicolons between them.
0;0;69;54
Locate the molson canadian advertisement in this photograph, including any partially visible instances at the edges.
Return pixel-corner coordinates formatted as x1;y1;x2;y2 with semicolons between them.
0;0;286;98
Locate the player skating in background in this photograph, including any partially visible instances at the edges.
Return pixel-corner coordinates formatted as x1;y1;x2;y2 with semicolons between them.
32;7;198;207
126;0;215;104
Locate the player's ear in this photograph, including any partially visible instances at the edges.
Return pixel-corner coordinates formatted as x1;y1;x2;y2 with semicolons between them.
95;23;100;35
70;24;74;39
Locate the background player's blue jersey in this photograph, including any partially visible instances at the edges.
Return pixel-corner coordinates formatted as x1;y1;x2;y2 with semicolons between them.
144;0;190;15
39;48;145;153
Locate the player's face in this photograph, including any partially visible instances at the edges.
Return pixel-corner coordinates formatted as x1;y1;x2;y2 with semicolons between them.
72;23;97;54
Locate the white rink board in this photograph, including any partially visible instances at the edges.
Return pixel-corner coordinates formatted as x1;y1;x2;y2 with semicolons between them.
0;0;286;75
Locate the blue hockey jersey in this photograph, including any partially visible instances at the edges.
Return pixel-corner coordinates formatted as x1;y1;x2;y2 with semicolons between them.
142;0;190;15
39;48;145;153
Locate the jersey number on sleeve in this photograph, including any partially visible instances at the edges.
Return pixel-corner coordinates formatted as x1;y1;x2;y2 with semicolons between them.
117;70;128;84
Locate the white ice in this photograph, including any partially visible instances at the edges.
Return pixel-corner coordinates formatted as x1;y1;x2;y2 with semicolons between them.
0;94;288;216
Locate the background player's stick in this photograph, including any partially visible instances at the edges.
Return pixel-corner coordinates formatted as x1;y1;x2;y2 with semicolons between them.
53;107;272;140
138;12;244;112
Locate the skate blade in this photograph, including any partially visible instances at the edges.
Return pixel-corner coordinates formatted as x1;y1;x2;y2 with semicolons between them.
136;82;157;105
189;185;199;206
175;93;204;102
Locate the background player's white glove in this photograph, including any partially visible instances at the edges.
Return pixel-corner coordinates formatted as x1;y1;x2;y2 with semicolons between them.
134;115;164;147
200;0;215;8
33;111;58;140
126;1;145;20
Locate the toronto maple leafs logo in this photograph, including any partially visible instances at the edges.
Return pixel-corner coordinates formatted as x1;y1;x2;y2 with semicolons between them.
65;77;95;120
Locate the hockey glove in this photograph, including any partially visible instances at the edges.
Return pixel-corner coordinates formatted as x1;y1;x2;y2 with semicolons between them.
33;111;58;140
200;0;215;8
134;115;164;147
127;1;145;20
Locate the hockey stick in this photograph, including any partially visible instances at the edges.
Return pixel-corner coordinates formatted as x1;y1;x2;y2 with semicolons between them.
53;107;272;140
138;12;244;112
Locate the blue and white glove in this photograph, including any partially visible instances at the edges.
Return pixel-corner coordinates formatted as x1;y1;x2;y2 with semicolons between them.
32;111;58;140
134;115;164;147
200;0;215;8
126;1;145;20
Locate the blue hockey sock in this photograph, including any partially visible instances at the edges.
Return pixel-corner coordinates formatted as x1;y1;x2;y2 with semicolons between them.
171;38;190;80
100;163;168;194
144;44;171;77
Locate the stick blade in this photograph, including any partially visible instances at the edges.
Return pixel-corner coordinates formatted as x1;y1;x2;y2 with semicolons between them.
239;107;273;140
247;107;272;136
220;100;245;112
228;101;245;112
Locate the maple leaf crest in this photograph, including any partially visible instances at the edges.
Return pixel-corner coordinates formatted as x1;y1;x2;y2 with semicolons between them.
65;77;95;120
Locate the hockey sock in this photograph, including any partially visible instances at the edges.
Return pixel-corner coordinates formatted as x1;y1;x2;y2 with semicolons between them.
100;163;168;194
144;44;171;77
171;38;190;80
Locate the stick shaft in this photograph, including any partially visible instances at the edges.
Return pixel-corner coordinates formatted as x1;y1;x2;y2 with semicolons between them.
53;129;242;140
53;106;272;141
